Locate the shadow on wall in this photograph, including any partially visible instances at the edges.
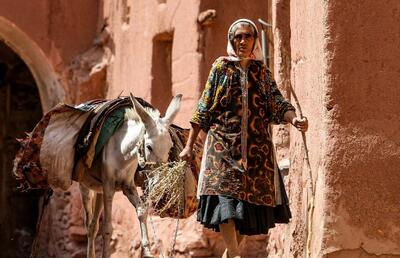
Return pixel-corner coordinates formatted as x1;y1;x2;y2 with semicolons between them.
0;17;64;111
151;32;174;115
0;40;44;258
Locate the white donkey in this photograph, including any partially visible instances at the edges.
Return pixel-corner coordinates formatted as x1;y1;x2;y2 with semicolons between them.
76;94;182;258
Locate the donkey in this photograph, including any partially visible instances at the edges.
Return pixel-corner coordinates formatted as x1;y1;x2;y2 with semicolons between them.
75;94;182;258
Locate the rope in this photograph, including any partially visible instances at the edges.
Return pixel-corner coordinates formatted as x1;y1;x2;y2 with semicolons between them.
148;216;180;258
149;216;165;258
144;127;184;257
170;219;180;258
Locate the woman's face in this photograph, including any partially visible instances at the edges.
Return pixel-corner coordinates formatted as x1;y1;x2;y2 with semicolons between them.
232;25;255;58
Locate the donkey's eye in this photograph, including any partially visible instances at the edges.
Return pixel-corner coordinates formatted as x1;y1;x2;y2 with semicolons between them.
146;145;153;152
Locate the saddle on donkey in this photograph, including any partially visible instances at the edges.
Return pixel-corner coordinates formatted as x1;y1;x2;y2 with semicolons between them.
13;96;203;219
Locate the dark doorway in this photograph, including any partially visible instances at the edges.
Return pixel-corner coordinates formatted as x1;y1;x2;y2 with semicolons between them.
151;32;173;115
0;40;43;257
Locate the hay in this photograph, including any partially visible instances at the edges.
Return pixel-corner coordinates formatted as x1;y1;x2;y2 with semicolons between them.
144;161;188;215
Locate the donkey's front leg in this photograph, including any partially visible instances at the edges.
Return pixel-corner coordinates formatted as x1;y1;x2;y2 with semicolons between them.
123;184;153;258
102;181;115;258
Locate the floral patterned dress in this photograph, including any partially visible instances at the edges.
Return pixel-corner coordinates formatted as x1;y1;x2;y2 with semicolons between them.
191;58;295;207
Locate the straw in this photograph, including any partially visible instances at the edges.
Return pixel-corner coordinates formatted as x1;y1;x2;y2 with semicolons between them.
144;161;187;215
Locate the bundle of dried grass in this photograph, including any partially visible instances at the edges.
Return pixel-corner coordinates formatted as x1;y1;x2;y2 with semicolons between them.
145;160;188;216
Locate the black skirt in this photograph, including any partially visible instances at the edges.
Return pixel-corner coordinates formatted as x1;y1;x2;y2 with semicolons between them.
197;171;291;236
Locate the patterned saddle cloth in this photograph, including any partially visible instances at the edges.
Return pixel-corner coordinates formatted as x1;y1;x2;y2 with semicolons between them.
13;96;203;198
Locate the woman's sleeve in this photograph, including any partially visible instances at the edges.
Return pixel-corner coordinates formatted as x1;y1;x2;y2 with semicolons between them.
190;61;221;132
264;68;296;124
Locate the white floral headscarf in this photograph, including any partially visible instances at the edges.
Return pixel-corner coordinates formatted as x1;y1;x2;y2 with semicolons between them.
222;18;263;61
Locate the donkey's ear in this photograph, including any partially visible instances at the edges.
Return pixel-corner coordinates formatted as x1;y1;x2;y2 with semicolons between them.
130;93;156;129
162;94;182;125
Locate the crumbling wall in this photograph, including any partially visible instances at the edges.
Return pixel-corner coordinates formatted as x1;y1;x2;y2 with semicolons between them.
0;0;104;106
103;0;203;124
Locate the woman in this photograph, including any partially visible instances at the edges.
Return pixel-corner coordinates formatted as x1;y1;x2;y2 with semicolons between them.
180;19;308;258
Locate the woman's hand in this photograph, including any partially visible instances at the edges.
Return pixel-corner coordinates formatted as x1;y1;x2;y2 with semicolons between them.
179;146;193;162
291;117;308;132
179;123;201;163
284;110;308;132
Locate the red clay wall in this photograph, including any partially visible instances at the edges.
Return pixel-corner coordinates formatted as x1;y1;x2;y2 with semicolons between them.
0;0;99;67
104;0;203;125
322;1;400;257
283;0;329;257
281;1;400;257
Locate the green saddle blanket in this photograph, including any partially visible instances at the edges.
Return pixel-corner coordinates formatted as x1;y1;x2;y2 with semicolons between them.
94;107;127;160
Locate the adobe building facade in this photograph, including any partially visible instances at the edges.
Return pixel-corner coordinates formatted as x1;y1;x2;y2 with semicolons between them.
0;0;399;257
